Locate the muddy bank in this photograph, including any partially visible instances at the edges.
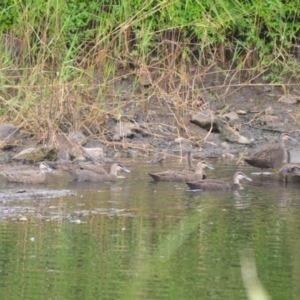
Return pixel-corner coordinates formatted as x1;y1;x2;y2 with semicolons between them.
0;84;299;165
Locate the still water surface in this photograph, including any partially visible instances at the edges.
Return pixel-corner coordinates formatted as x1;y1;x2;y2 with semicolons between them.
0;159;299;300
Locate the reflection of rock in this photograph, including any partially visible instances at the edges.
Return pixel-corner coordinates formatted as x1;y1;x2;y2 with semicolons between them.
277;164;300;182
0;189;76;201
12;146;58;162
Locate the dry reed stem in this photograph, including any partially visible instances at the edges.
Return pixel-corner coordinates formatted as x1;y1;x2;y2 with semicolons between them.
1;32;299;154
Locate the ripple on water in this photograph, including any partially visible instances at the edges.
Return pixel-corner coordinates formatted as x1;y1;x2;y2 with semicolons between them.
0;160;298;299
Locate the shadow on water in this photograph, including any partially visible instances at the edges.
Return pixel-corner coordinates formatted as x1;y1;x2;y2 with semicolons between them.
0;159;299;299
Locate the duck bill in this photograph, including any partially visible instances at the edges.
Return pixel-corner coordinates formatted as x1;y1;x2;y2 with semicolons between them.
206;165;214;170
46;166;53;172
289;137;297;143
122;167;131;173
244;176;252;182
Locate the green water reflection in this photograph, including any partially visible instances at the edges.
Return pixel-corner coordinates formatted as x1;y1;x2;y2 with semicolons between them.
0;161;299;299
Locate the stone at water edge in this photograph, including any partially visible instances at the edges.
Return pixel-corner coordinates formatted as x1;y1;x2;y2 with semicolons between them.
12;146;58;162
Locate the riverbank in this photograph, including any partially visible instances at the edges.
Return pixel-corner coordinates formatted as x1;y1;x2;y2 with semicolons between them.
1;76;299;165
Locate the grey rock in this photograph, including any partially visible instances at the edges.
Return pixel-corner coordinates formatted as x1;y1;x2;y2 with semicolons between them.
221;111;241;130
115;122;134;138
0;123;20;140
190;110;218;131
219;125;250;144
12;146;58;162
69;131;87;145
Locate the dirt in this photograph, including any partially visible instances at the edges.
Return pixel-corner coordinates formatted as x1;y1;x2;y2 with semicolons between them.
1;79;300;164
101;83;300;161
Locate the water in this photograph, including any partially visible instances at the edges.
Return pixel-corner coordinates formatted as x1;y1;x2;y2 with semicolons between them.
0;159;299;299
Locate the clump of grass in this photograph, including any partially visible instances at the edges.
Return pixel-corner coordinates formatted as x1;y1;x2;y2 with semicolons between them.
0;0;299;148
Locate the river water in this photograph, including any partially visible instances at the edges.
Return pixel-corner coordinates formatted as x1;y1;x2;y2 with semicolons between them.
0;158;299;300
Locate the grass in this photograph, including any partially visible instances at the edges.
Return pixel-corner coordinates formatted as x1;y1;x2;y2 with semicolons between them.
0;0;300;150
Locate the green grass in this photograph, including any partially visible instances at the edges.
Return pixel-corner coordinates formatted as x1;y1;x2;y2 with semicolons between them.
0;0;299;143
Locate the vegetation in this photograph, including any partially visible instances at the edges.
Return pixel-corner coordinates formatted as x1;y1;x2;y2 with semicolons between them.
0;0;300;144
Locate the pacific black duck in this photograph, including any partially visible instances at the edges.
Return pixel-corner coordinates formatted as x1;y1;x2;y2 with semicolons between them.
277;164;300;182
1;162;52;183
148;161;214;182
186;171;252;191
65;162;130;182
244;133;297;173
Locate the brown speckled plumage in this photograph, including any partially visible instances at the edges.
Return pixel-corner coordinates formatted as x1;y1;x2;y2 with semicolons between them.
244;133;297;172
186;172;252;191
148;161;214;182
65;162;130;182
1;162;52;183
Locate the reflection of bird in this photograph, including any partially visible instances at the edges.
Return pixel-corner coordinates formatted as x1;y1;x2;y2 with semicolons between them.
1;162;52;183
277;164;300;182
186;171;252;191
244;133;297;173
65;162;130;182
148;161;214;182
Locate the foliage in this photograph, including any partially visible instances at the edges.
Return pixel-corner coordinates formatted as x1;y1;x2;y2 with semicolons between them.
0;0;299;140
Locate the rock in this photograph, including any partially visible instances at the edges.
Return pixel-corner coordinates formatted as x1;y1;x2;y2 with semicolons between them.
219;125;250;144
237;110;247;115
265;106;273;115
174;137;193;149
115;122;134;138
83;147;104;159
190;110;218;131
69;131;87;145
57;150;70;161
0;123;20;140
0;123;21;148
12;146;58;162
138;67;152;86
221;111;241;130
278;95;300;104
126;149;138;158
223;111;239;121
249;106;260;113
221;152;235;159
259;115;280;124
69;146;85;161
112;133;121;141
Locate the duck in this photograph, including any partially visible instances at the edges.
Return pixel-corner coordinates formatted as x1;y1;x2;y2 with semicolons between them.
244;133;297;173
1;162;52;183
186;171;252;191
277;164;300;182
70;162;108;175
65;162;130;182
148;161;214;182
